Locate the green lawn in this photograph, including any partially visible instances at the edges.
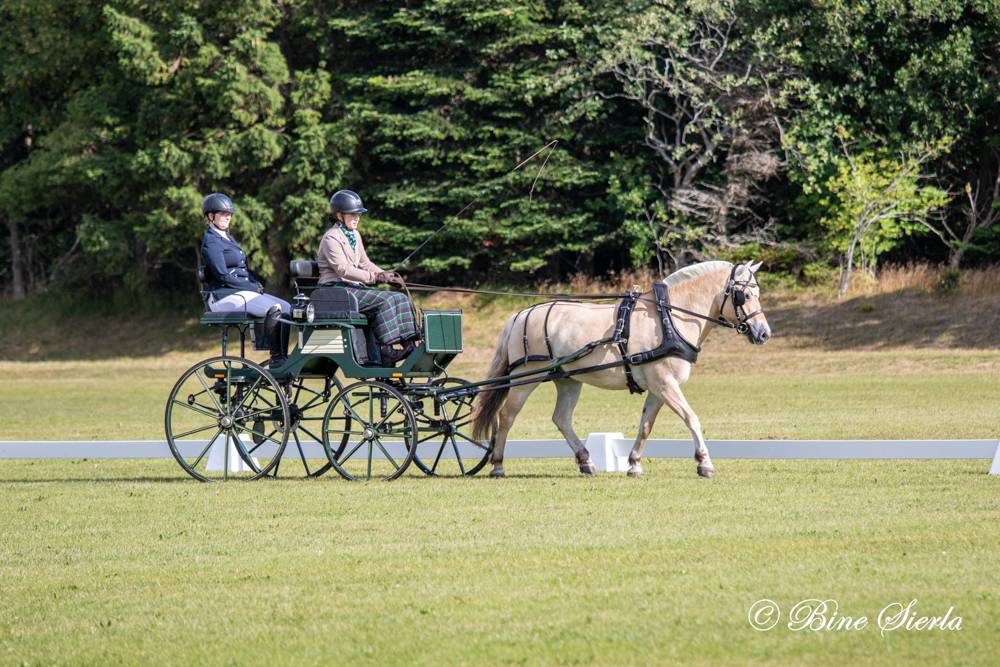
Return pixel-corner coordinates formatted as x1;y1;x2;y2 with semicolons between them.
0;458;996;666
2;294;999;664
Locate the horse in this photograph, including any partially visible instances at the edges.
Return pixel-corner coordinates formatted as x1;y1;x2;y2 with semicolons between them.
471;260;771;478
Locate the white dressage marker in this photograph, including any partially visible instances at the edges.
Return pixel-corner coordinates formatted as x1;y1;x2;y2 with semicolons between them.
205;433;259;473
0;437;998;474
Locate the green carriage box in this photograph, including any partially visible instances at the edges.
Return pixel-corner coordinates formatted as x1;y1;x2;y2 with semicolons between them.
423;310;463;353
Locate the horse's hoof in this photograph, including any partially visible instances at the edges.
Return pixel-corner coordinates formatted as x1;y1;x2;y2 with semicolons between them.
627;467;643;477
579;462;597;477
697;465;715;478
489;468;506;478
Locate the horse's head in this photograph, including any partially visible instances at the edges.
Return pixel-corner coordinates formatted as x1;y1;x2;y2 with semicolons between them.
720;260;771;345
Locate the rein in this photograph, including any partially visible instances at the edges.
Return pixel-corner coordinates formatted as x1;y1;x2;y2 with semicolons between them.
401;279;757;333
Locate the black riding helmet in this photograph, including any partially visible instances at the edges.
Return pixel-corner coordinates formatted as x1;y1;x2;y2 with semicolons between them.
329;189;368;215
202;193;236;214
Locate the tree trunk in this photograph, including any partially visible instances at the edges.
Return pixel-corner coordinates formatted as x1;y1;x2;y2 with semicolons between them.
839;230;862;296
6;217;26;300
948;247;964;271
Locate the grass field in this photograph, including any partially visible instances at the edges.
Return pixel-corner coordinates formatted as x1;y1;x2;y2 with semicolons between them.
1;458;996;665
1;275;999;664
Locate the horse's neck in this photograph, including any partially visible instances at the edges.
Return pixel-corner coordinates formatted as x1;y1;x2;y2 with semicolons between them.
662;268;727;346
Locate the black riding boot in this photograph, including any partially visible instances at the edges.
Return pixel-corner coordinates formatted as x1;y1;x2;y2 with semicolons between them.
264;305;288;367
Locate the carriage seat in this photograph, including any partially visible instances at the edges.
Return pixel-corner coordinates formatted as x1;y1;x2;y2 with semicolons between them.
289;260;366;322
196;265;263;326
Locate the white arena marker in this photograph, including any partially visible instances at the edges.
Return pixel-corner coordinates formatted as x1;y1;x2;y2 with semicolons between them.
585;432;630;472
990;442;1000;476
206;433;258;473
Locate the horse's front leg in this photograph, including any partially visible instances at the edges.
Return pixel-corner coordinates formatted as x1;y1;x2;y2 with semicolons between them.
627;393;663;477
551;379;594;476
657;379;714;478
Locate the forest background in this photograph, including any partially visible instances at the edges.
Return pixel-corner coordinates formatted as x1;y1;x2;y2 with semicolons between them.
2;0;998;299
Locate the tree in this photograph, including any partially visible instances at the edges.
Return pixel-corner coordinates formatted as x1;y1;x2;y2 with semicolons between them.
919;147;1000;269
595;0;792;268
811;132;950;294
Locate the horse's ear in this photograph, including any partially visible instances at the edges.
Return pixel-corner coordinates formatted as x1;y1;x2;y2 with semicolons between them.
748;260;763;273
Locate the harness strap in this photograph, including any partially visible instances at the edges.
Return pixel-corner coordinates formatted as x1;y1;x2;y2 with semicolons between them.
509;301;560;371
626;283;700;366
613;291;644;394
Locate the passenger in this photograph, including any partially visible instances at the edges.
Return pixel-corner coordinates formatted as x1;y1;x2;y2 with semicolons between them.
317;189;418;364
200;193;290;367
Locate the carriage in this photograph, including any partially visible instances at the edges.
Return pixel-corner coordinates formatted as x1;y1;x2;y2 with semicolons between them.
163;260;495;482
165;257;769;482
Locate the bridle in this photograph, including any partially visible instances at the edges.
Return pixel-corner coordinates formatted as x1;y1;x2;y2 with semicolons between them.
719;263;763;335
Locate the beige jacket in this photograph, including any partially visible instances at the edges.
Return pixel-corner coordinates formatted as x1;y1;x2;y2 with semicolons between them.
317;225;384;286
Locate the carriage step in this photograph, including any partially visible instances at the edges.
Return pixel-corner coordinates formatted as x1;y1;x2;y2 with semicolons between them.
200;312;264;325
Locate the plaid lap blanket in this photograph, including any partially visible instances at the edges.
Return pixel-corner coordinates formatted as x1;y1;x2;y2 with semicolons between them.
336;285;417;345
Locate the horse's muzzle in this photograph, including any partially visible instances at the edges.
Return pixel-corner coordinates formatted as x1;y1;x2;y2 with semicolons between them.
747;321;771;345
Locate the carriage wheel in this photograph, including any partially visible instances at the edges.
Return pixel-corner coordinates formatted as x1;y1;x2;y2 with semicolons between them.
261;376;346;479
164;356;290;482
412;378;495;477
322;380;418;481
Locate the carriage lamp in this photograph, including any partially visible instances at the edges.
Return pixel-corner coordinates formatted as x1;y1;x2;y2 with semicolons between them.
306;303;315;323
291;294;312;322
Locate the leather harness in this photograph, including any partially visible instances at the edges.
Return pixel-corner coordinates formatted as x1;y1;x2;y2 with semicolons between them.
508;282;700;394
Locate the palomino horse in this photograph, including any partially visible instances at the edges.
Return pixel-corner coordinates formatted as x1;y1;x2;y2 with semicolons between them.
472;260;771;478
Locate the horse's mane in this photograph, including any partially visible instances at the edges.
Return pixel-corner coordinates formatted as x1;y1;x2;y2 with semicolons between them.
663;261;730;288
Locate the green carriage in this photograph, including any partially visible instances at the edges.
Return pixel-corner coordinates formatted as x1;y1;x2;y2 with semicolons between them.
164;260;494;482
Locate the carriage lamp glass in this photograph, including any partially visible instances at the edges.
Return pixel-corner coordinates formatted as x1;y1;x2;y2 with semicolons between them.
292;295;311;321
306;302;315;323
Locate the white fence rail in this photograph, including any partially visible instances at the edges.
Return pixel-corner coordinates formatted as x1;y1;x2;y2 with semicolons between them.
2;436;999;474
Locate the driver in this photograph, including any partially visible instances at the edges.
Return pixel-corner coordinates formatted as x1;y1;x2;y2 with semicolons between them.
317;190;418;364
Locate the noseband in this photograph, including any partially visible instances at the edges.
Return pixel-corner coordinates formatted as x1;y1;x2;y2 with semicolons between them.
719;264;763;334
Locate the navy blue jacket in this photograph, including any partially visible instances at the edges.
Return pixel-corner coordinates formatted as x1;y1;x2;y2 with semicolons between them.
201;228;261;296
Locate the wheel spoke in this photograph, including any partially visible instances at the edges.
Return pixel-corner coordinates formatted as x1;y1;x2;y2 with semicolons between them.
450;435;466;475
431;437;447;473
455;431;491;451
172;399;219;420
224;360;233;415
372;438;400;471
188;430;222;470
324;428;364;437
246;429;278;455
195;371;224;413
417;431;444;445
337;440;365;465
233;376;264;414
293;431;311;476
366;440;374;479
172;422;220;440
248;389;278;410
296;424;323;444
233;423;283;449
223;430;232;480
341;401;373;428
373;399;404;431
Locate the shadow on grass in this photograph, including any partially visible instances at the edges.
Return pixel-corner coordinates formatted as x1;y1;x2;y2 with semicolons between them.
0;476;197;484
764;289;1000;350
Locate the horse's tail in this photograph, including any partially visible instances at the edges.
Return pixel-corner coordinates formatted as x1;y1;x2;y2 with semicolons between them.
472;314;515;440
